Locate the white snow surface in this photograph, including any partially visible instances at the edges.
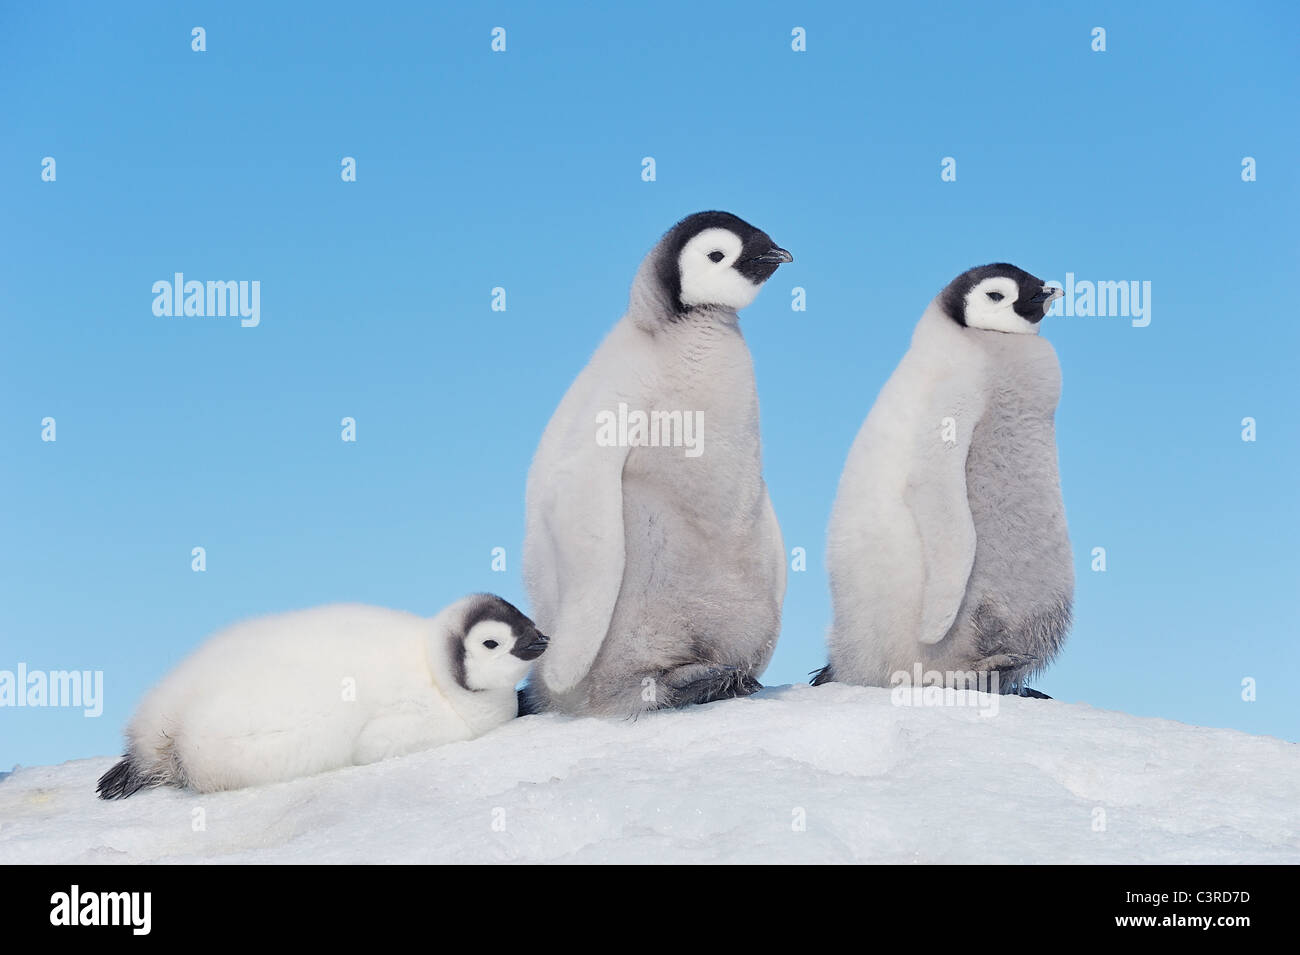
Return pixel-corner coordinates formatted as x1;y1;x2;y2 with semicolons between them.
1;683;1296;864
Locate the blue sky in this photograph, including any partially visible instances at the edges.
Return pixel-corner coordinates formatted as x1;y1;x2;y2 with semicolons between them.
2;0;1296;769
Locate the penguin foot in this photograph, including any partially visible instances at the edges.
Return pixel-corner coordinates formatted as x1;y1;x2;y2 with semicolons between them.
809;664;835;686
969;652;1044;693
1012;686;1053;700
663;664;762;707
516;686;541;716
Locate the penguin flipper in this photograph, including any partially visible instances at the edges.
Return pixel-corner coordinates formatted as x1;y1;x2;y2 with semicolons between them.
525;440;630;696
907;376;985;645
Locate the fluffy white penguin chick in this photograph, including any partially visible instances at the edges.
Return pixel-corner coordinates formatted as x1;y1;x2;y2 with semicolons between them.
96;594;548;797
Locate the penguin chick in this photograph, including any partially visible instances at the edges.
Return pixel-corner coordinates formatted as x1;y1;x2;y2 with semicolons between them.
96;595;547;797
819;264;1071;694
523;211;793;716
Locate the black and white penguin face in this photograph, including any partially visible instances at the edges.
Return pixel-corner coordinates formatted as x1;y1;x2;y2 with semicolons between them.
654;211;792;315
939;264;1063;335
453;595;549;691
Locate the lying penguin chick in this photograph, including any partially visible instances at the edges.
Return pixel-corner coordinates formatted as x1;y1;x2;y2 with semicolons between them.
96;594;548;798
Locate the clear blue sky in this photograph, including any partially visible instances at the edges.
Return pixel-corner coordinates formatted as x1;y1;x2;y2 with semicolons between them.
2;1;1296;769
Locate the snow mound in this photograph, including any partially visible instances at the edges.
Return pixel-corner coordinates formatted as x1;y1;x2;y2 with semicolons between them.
2;684;1296;864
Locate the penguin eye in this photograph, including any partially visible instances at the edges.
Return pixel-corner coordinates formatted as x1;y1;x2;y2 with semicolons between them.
483;640;499;649
706;251;726;263
987;292;1004;302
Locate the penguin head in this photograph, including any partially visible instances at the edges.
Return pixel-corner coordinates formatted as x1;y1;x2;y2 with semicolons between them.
939;264;1063;334
650;211;792;316
451;594;549;692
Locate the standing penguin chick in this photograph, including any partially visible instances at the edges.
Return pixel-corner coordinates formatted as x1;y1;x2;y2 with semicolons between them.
96;595;547;797
523;211;793;716
819;264;1072;694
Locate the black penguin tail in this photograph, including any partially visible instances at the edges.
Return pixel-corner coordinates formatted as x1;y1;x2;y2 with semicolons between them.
96;755;153;800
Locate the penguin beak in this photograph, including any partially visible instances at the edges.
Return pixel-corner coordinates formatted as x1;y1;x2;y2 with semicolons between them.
1026;286;1063;305
749;247;794;265
511;632;549;661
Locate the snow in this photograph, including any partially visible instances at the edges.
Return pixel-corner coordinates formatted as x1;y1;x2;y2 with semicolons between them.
1;683;1296;864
